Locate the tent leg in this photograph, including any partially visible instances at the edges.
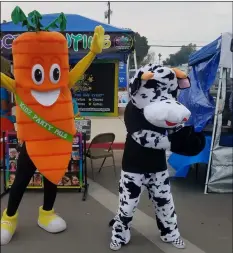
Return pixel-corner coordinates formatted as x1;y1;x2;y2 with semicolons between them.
126;51;138;102
204;67;224;194
126;54;130;95
133;50;138;70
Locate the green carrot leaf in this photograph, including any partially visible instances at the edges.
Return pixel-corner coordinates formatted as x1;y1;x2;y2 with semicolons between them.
45;13;67;31
28;10;42;19
11;7;66;32
11;6;27;24
44;19;59;31
22;19;28;27
57;12;67;31
27;25;36;31
28;10;43;31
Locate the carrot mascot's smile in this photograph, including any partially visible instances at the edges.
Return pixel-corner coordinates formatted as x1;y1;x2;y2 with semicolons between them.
1;7;105;185
1;7;105;245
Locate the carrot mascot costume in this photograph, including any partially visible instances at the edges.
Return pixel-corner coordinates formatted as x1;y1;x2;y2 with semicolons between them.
1;7;105;245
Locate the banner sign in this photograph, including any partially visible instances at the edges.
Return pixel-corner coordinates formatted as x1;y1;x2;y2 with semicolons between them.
1;32;134;57
118;61;127;88
72;61;118;116
15;94;73;143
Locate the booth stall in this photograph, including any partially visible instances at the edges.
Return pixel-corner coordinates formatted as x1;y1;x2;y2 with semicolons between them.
1;13;135;116
1;12;135;198
168;32;233;193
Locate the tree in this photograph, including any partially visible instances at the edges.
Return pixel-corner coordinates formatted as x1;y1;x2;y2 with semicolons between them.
163;43;197;66
134;32;150;66
141;51;156;66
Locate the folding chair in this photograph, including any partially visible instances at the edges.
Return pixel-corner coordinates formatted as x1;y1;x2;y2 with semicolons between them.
86;133;116;180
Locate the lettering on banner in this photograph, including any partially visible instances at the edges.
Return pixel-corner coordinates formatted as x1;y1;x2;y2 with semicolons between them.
65;33;111;52
32;114;54;132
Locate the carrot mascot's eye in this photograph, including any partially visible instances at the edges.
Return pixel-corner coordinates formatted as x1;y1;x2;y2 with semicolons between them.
32;64;44;85
50;64;61;84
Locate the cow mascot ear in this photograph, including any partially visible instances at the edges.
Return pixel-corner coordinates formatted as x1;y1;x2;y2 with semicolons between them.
129;70;154;96
168;126;206;156
172;68;191;89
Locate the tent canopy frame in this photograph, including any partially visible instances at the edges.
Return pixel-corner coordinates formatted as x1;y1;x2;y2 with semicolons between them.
188;32;233;194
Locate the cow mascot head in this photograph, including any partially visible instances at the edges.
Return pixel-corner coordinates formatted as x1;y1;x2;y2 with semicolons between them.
127;63;205;156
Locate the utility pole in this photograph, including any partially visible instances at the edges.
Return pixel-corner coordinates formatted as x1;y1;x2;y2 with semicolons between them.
107;1;110;24
158;53;162;65
104;1;112;24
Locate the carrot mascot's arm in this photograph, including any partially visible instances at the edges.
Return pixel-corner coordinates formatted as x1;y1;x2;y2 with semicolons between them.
68;26;105;88
1;56;16;93
0;72;16;93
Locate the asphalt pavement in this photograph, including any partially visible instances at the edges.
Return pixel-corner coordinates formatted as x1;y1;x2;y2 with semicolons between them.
0;150;232;253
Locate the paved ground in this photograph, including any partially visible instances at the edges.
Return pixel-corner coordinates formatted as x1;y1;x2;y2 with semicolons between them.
1;150;232;253
86;151;232;253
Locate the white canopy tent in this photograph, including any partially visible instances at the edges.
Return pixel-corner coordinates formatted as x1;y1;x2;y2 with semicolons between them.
184;32;233;193
204;32;233;193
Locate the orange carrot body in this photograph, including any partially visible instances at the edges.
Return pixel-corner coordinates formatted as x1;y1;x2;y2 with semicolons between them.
12;31;76;184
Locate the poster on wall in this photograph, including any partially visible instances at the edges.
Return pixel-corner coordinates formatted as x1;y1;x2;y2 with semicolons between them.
5;135;45;189
118;61;128;107
118;91;129;108
118;61;127;88
72;61;118;116
57;133;83;188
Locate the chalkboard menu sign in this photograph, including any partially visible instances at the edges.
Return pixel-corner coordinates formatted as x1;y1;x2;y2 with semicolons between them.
72;61;118;116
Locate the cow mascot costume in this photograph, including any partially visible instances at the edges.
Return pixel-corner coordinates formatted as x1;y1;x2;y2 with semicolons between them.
109;64;205;250
1;7;105;245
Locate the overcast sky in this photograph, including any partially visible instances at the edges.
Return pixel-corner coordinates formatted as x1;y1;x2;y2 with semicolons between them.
1;1;232;61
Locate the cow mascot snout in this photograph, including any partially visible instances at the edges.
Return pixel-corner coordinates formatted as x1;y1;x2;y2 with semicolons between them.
108;64;205;251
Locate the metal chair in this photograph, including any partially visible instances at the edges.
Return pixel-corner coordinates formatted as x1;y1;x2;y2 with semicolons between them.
86;133;116;180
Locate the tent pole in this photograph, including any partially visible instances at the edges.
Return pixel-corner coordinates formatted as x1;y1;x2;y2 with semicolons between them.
133;50;138;70
126;54;130;97
204;67;223;194
126;50;137;102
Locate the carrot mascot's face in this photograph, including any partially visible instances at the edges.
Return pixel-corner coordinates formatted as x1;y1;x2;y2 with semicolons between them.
12;31;69;107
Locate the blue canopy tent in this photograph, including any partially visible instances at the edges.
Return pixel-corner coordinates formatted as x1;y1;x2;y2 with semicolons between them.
1;13;131;32
0;13;134;62
168;32;233;194
179;36;221;131
1;13;136;114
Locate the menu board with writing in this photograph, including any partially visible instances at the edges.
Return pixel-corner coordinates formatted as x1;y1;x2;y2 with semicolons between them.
72;62;118;116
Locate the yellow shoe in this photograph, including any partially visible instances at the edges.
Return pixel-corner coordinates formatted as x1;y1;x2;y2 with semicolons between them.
37;206;66;233
1;209;18;245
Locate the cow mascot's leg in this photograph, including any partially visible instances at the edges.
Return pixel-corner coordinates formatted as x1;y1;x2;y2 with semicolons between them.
110;171;184;250
146;171;183;246
110;171;144;250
